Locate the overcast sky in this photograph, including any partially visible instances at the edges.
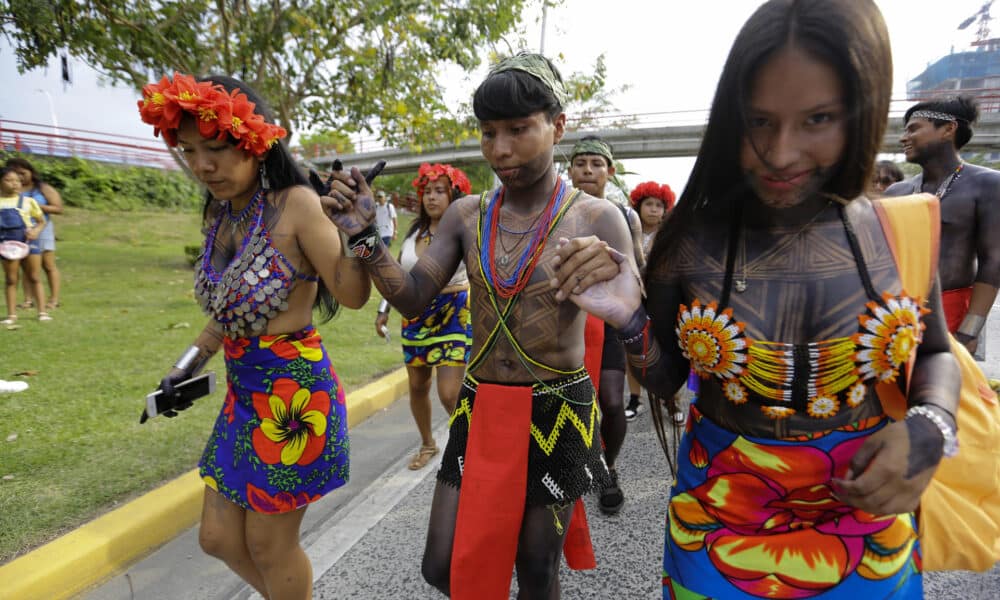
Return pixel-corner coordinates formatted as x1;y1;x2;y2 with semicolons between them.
0;0;993;190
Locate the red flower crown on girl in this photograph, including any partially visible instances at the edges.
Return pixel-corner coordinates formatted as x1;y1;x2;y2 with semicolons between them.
630;181;676;210
137;72;287;157
412;162;472;201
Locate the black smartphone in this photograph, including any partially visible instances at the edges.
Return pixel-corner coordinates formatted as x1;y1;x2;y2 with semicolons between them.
364;160;387;185
316;160;386;195
142;372;217;421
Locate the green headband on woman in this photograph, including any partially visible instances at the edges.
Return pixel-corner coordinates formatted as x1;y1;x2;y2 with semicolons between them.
489;52;569;108
570;138;614;165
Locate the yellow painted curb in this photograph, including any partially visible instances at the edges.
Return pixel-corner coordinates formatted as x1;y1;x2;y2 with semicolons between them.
0;367;409;600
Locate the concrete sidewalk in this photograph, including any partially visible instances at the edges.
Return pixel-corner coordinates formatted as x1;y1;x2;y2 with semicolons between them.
0;368;410;600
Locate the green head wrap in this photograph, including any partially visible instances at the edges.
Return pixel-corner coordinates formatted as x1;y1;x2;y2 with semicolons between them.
570;138;614;165
488;52;570;108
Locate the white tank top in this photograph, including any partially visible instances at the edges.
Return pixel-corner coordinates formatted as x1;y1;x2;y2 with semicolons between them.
400;230;468;288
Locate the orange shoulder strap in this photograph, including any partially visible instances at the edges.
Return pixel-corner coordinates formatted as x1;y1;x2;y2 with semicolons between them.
871;193;940;299
872;194;940;419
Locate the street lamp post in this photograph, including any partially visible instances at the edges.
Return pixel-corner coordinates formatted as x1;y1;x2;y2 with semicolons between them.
35;88;60;155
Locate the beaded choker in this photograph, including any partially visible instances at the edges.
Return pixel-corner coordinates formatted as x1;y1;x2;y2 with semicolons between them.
479;180;574;299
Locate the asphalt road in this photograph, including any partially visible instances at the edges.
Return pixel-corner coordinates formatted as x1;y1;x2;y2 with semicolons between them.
87;308;1000;600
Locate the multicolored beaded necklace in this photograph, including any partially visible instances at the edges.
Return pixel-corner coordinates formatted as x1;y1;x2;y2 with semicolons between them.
479;179;574;299
471;181;585;402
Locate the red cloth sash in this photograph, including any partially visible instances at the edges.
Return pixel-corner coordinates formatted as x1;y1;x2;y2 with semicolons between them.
450;382;596;599
942;286;973;333
583;314;605;389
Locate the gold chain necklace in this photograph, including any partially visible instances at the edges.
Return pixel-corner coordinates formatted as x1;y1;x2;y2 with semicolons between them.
735;200;832;293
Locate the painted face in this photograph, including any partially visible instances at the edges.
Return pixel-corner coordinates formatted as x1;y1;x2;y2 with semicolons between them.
740;46;847;209
568;153;614;198
639;196;665;228
479;111;565;190
11;167;32;188
175;117;260;203
421;177;452;221
900;117;954;164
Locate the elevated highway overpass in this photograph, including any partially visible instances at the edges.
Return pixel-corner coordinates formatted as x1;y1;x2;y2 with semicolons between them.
313;113;1000;175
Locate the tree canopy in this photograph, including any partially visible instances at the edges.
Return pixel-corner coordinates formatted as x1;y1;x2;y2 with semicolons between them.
3;0;618;148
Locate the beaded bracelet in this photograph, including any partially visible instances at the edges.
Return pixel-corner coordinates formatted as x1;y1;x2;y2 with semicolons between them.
906;404;959;458
616;309;650;345
347;224;380;260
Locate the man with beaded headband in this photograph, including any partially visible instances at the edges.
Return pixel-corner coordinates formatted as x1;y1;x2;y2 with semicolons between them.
138;72;370;599
321;52;637;598
885;95;1000;358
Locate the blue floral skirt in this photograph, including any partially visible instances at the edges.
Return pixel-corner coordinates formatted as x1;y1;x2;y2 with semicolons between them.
198;327;349;513
401;290;471;367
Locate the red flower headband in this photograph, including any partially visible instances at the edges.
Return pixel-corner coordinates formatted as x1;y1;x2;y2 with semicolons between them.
412;162;472;201
630;181;675;210
138;72;287;157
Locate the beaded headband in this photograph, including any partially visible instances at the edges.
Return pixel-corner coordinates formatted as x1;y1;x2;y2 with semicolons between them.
138;72;287;157
908;110;959;124
412;162;472;201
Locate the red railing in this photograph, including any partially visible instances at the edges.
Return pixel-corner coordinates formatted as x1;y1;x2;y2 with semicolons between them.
0;120;178;170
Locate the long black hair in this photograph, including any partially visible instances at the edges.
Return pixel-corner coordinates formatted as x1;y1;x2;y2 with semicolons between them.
641;0;892;462
646;0;892;274
406;183;463;240
197;75;338;322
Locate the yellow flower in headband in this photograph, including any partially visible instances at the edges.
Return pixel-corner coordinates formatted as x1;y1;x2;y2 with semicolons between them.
138;72;287;157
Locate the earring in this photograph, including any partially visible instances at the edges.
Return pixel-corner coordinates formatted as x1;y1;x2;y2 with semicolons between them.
259;163;271;191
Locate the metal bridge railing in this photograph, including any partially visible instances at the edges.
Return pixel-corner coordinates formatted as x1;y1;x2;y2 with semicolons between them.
0;120;177;170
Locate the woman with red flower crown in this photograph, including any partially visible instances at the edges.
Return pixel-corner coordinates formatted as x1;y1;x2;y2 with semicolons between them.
138;73;370;599
375;163;474;470
624;180;675;422
552;1;961;598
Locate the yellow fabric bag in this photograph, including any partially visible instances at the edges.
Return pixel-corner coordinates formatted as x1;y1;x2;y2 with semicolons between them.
874;193;1000;572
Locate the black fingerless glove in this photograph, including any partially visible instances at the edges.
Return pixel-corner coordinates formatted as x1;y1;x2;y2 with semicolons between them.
158;371;195;417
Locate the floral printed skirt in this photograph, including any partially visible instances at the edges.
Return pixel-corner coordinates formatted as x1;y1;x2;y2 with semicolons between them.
401;290;471;367
199;327;349;513
663;403;921;599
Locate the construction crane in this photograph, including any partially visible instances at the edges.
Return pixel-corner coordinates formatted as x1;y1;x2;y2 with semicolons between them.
960;1;995;44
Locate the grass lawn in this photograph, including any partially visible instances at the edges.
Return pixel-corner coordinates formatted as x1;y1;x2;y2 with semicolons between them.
0;207;415;564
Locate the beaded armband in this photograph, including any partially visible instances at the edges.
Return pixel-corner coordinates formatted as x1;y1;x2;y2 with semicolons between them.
348;224;380;260
906;404;959;458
